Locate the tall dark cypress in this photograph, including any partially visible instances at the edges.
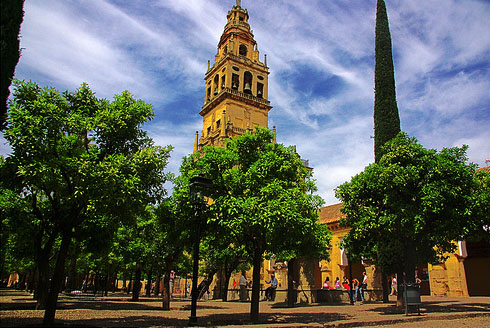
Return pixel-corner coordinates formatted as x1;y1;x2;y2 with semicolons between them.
374;0;400;162
0;0;25;129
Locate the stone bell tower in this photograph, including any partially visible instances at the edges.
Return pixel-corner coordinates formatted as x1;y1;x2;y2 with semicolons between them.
194;0;272;152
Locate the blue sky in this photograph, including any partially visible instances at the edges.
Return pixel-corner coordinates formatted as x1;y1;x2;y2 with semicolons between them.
2;0;489;205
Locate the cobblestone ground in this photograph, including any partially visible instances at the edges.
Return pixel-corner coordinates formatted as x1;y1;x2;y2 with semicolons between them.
1;289;489;327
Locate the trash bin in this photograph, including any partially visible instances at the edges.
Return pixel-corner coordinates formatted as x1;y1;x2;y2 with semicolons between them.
402;283;421;315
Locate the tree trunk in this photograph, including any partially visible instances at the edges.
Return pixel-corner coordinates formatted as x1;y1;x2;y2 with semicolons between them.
127;273;132;295
162;260;173;310
396;268;404;307
287;258;296;308
35;249;50;309
382;271;389;303
154;273;161;296
66;241;79;293
132;263;142;301
122;272;127;292
250;249;262;323
222;266;234;302
145;268;152;297
404;245;416;284
43;230;73;325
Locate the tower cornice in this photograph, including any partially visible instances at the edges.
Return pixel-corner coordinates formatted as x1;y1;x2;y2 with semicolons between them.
200;87;271;117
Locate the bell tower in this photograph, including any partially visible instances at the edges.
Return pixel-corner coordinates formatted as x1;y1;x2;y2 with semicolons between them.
194;0;272;152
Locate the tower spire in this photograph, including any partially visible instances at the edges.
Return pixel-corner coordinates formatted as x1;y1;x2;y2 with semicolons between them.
193;131;199;153
236;0;241;7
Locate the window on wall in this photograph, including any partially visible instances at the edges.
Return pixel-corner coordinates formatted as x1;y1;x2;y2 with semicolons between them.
216;119;221;129
214;75;219;95
207;87;211;101
239;44;247;56
221;75;226;89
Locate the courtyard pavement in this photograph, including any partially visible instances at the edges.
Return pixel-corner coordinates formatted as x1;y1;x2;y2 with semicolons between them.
1;289;489;327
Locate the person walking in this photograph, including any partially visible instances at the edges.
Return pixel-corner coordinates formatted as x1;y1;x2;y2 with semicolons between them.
352;278;360;302
390;276;397;296
359;272;367;303
239;271;248;302
169;270;175;297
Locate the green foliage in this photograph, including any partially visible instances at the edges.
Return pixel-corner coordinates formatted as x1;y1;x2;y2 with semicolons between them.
336;132;481;276
1;80;172;319
0;0;25;128
467;169;490;241
0;182;35;277
374;0;401;162
182;127;331;263
177;128;330;319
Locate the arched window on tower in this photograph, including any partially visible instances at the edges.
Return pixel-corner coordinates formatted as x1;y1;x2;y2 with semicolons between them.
213;75;219;96
239;44;247;57
256;82;263;98
232;73;239;90
243;71;252;95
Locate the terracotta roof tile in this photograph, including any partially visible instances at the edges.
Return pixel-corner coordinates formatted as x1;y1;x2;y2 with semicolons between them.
318;203;344;224
476;166;490;172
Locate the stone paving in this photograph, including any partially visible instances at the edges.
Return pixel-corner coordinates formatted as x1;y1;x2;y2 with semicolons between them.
1;289;489;327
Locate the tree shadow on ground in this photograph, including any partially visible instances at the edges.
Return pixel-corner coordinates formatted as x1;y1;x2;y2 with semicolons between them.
370;301;490;315
1;300;188;312
271;301;355;309
1;312;350;327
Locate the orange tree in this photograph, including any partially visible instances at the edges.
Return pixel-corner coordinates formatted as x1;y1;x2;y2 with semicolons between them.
336;133;482;292
179;128;330;323
0;81;172;325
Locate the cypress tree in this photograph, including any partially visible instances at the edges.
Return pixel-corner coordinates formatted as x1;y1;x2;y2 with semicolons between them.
373;0;401;304
0;0;25;129
374;0;400;162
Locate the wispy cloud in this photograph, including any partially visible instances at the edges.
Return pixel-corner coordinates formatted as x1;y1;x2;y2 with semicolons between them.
3;0;489;204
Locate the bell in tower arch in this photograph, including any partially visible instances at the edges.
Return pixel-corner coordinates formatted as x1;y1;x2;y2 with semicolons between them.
244;82;252;94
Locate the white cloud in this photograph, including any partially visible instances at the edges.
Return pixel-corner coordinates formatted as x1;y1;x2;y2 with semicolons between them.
4;0;489;207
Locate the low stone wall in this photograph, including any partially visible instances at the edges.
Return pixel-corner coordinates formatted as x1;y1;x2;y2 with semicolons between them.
224;288;383;304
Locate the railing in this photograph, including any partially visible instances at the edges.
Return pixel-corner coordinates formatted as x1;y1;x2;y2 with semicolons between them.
203;87;270;110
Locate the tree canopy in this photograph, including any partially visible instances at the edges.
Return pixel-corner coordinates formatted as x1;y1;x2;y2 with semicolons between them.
0;0;25;129
181;128;330;322
0;80;172;324
335;132;482;283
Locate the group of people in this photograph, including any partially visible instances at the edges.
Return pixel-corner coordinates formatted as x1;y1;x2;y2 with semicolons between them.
323;272;368;303
238;271;278;302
